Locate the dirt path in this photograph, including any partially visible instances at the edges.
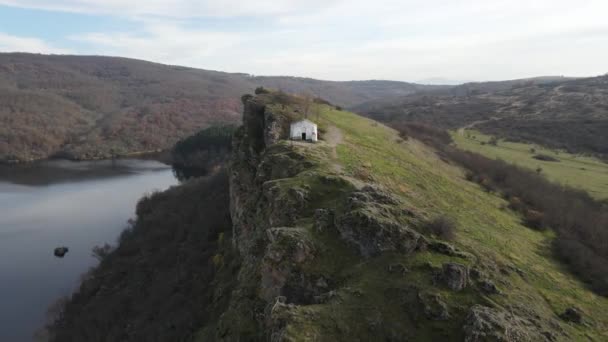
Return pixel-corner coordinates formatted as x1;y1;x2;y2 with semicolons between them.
324;125;344;172
457;117;503;136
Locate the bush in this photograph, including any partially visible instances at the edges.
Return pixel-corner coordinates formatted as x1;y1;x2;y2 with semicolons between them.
524;209;545;230
507;196;524;211
92;244;113;261
423;215;456;241
254;86;270;94
532;154;560;162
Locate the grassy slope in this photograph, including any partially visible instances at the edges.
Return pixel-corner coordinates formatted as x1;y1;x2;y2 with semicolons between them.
453;130;608;200
295;106;608;340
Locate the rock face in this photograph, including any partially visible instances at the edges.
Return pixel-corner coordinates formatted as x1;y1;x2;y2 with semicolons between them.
335;186;425;257
54;246;69;257
463;305;554;342
436;263;469;291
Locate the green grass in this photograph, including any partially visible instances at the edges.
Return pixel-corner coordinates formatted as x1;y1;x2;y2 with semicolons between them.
453;130;608;200
308;106;608;340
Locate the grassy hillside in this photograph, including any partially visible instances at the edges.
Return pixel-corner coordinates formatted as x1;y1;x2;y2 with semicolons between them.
453;131;608;200
306;105;608;340
0;53;436;163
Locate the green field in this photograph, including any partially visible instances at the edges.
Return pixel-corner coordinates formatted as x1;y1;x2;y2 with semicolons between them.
453;130;608;200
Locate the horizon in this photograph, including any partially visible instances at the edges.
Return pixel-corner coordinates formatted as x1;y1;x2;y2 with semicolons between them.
0;1;607;82
0;51;593;85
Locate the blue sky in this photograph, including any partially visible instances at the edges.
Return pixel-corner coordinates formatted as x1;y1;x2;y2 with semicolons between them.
0;0;607;82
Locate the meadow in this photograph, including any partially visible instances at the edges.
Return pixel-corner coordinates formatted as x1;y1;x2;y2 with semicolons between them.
453;130;608;200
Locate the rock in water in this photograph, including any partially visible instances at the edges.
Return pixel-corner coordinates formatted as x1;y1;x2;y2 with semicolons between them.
54;246;69;258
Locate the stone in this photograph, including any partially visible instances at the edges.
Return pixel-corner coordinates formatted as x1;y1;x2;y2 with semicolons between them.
478;279;501;295
428;241;467;257
54;246;69;258
560;307;583;324
419;292;450;321
436;263;469;291
336;209;425;257
313;208;335;233
463;305;553;342
469;267;483;280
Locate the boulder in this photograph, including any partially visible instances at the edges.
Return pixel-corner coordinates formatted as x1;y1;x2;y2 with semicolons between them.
478;279;501;295
419;292;450;321
429;241;468;258
54;246;69;258
335;187;426;257
436;263;469;291
336;210;425;257
313;208;334;233
463;305;553;342
560;307;583;324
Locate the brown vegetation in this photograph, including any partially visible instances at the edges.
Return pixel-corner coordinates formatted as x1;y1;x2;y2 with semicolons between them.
0;53;439;162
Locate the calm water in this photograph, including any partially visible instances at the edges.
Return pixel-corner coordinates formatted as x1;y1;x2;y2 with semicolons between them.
0;159;177;341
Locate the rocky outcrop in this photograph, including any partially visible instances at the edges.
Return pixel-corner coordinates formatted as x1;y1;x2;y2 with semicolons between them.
335;186;425;257
463;305;556;342
435;263;469;291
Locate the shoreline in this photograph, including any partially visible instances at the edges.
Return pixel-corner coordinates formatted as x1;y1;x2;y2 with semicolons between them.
1;149;173;166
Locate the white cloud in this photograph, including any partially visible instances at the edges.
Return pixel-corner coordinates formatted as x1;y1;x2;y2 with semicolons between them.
0;32;70;54
1;0;608;80
0;0;340;18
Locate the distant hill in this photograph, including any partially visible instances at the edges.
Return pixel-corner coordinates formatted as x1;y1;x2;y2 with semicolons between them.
355;75;608;158
0;53;438;162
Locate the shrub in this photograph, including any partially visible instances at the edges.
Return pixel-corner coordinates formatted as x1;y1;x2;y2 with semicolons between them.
507;196;524;211
532;154;560;162
423;215;456;241
92;243;113;261
254;86;270;95
524;209;545;230
464;171;475;182
241;94;254;104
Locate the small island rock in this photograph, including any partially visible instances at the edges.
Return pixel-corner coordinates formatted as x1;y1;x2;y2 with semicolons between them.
54;246;69;258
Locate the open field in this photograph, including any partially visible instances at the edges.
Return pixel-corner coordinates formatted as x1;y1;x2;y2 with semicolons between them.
453;130;608;200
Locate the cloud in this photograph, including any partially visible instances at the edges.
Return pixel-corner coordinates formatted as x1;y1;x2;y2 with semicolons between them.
0;32;70;54
0;0;340;18
1;0;608;80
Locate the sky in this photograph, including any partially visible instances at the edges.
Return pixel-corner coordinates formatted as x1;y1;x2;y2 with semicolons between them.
0;0;607;83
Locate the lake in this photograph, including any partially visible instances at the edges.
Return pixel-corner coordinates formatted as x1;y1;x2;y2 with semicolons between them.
0;159;177;341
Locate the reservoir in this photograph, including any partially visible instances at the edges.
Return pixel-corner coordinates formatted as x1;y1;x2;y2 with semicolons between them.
0;159;177;341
